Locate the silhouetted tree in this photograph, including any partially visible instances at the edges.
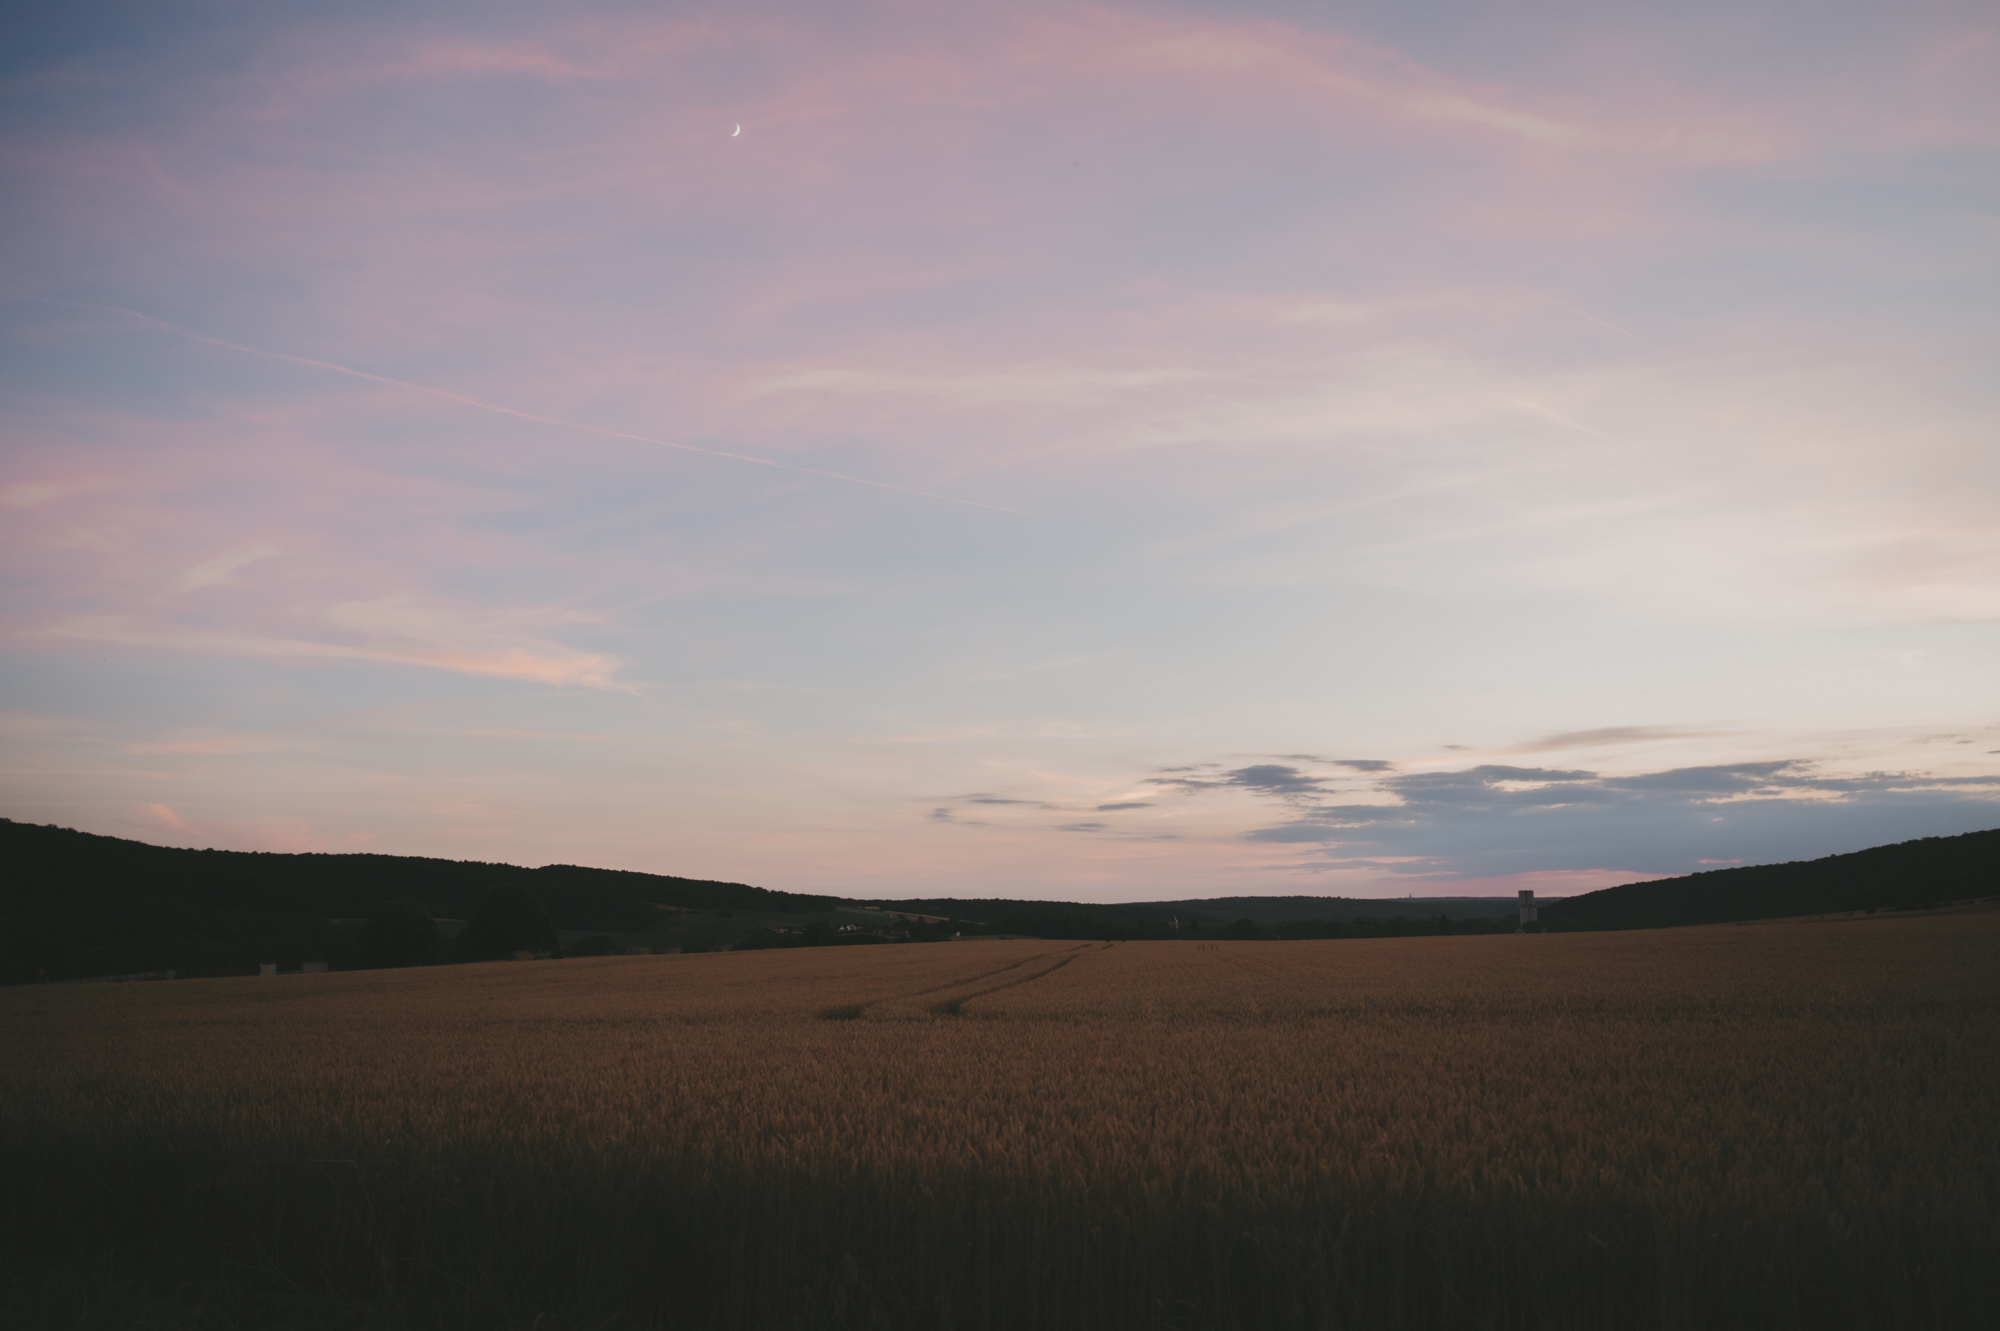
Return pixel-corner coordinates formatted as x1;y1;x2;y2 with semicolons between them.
357;900;443;969
458;885;559;961
567;935;620;957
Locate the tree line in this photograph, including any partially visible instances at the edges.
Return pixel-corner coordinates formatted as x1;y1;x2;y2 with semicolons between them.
0;819;835;984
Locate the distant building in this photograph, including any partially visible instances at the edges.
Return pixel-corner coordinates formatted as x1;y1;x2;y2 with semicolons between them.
1518;890;1538;932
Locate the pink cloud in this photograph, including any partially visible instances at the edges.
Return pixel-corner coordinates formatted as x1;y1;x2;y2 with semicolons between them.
136;802;195;833
127;805;376;855
1098;19;1608;150
167;544;281;594
2;398;644;692
397;44;610;82
125;734;275;755
2;479;101;509
27;610;630;691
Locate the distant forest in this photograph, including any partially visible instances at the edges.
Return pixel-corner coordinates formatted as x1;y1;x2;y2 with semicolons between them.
0;819;834;984
3;817;1994;984
863;897;1527;944
892;830;1998;939
1542;828;1998;929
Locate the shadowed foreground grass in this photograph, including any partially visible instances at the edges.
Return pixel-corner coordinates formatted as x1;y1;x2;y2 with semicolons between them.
3;915;1996;1329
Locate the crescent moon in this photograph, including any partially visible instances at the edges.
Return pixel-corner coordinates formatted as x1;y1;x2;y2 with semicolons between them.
731;123;741;137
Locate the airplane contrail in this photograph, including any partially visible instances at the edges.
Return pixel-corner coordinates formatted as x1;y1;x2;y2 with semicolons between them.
56;301;1035;517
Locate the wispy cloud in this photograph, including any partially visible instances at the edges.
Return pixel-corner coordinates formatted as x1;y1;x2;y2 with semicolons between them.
754;364;1212;406
26;598;629;690
169;544;280;594
58;302;1032;517
2;480;102;509
1513;726;1734;753
126;734;274;755
1150;762;1363;801
1209;760;2000;878
398;44;610;83
136;802;196;833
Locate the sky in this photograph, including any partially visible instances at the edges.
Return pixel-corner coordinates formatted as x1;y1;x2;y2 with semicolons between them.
3;0;1997;902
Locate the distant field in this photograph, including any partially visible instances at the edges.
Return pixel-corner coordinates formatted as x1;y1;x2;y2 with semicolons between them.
4;915;1995;1329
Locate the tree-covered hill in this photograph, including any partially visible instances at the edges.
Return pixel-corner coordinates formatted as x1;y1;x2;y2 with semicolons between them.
857;897;1176;938
10;817;1994;982
1;819;834;983
890;832;2000;939
1542;828;2000;931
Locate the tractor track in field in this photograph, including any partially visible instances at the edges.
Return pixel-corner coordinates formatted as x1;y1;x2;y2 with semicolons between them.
904;946;1078;997
815;942;1099;1021
926;942;1102;1016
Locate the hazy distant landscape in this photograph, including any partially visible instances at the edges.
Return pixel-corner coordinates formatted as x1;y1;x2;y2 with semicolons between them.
7;818;1996;984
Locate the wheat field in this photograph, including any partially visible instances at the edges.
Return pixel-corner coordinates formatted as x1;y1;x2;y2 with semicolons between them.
3;913;1995;1329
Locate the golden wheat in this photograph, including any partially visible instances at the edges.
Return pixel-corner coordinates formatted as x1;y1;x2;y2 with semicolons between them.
2;914;1994;1329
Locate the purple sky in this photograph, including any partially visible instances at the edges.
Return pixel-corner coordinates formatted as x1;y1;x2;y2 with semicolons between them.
4;1;1997;900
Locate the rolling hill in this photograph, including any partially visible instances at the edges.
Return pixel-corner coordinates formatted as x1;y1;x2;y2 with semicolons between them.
1541;828;2000;930
7;817;1994;984
0;818;835;983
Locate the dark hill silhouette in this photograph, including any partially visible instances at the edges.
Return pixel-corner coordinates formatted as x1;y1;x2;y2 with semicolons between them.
1543;828;2000;931
9;817;1993;981
856;897;1171;939
880;833;1999;938
0;818;834;983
